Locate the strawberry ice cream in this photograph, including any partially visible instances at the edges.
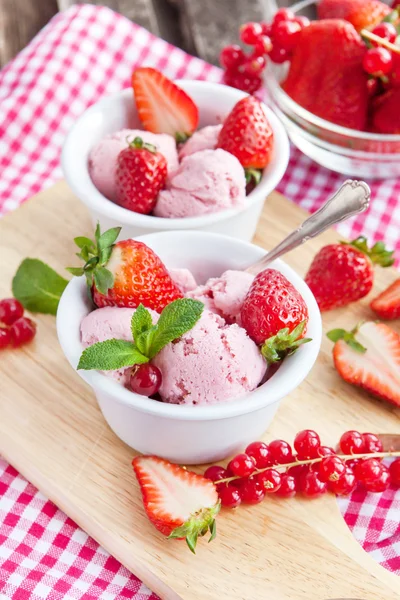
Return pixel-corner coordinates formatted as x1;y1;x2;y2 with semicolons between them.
187;270;254;323
178;125;222;160
89;129;179;201
152;310;267;405
154;149;246;218
168;268;198;293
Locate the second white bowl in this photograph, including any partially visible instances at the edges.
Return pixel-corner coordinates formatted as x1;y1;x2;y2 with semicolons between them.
61;81;290;241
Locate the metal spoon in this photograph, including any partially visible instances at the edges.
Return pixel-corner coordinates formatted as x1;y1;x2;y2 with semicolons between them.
246;180;371;275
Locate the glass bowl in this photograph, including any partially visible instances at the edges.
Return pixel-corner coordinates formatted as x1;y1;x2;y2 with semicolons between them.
263;0;400;178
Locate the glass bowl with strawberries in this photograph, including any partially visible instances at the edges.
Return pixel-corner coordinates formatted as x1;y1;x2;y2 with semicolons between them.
262;0;400;178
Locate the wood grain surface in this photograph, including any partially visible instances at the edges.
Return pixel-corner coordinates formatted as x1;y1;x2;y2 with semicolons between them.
0;182;399;600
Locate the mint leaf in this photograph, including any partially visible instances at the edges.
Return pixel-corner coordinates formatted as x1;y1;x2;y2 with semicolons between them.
131;304;153;339
93;267;113;295
147;298;203;358
136;327;157;356
12;258;69;315
98;227;121;251
78;339;148;370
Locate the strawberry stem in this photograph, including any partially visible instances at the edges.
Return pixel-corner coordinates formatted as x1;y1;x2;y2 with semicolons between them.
341;236;394;267
216;450;400;485
361;29;400;54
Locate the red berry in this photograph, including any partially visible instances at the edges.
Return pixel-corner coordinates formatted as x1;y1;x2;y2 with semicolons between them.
227;453;256;478
294;15;310;29
288;463;309;479
218;484;242;508
301;471;328;497
0;328;11;349
371;22;397;44
390;54;400;87
269;440;294;464
220;44;246;70
204;465;228;482
389;459;400;487
10;317;36;347
273;20;301;51
346;458;361;471
319;455;346;483
240;22;263;45
256;469;282;493
363;47;393;76
252;36;273;57
242;55;266;75
240;479;265;504
294;430;321;459
354;458;383;484
363;465;391;493
276;473;297;497
130;364;162;396
339;430;364;455
317;446;335;457
367;78;380;97
0;298;24;326
261;22;272;36
222;70;263;94
329;466;357;496
246;441;272;468
362;433;383;454
272;8;295;32
269;45;291;64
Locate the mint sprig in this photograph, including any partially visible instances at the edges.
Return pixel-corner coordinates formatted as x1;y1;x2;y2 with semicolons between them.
12;258;69;315
78;298;204;371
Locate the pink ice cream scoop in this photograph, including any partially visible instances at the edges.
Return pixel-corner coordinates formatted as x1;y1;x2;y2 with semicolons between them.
153;149;246;218
152;309;267;405
178;124;222;160
168;268;197;293
88;129;179;201
187;270;254;323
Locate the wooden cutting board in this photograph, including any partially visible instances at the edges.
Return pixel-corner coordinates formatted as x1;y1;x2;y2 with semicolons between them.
1;181;399;600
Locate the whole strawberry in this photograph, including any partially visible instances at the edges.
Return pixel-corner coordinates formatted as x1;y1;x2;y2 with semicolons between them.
318;0;390;32
372;89;400;134
115;137;167;215
217;96;274;170
305;237;394;311
67;225;183;312
282;19;368;131
240;268;310;363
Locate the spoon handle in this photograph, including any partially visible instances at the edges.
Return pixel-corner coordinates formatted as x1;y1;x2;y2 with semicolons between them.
246;180;371;275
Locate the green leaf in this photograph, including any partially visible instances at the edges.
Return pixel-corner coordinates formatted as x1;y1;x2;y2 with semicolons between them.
131;304;153;340
347;338;367;353
136;328;157;356
97;227;121;252
208;519;217;543
326;326;366;353
84;256;99;271
148;299;204;358
93;267;114;295
94;222;101;244
245;168;262;186
261;320;311;364
66;267;84;277
326;328;347;343
74;236;95;251
12;258;69;315
99;246;113;266
78;339;148;370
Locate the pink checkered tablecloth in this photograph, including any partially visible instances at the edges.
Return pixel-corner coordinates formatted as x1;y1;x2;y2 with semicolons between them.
0;5;399;598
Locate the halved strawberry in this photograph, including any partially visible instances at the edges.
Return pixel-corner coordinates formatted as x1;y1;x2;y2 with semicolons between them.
371;279;400;320
132;456;220;553
132;68;199;139
327;322;400;407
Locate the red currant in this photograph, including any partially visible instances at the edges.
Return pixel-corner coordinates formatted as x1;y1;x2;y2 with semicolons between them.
371;22;397;44
245;441;272;468
272;8;295;30
363;465;391;493
367;78;380;97
294;430;321;459
269;440;294;464
389;459;400;487
354;458;383;484
329;466;357;496
240;22;263;45
220;44;246;70
363;47;393;76
129;364;162;396
256;468;282;493
260;22;272;36
0;328;11;350
276;473;297;498
0;298;24;326
301;471;328;497
240;479;265;504
252;36;272;57
242;56;266;75
204;465;228;482
218;484;242;508
362;433;383;454
390;54;400;87
317;446;335;457
319;455;346;483
10;317;36;347
227;453;256;478
294;15;310;29
289;463;309;479
339;430;364;455
223;71;262;94
269;46;291;64
273;20;301;51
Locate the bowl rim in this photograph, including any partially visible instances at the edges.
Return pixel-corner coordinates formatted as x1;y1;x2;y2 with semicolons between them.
57;230;322;422
61;80;290;229
266;0;400;144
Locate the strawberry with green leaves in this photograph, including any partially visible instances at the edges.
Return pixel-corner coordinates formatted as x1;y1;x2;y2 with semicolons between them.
67;225;183;312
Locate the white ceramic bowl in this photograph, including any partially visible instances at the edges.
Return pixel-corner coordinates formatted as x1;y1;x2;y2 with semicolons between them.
61;81;290;241
57;231;321;464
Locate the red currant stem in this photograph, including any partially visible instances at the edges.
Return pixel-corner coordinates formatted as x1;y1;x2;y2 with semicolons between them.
215;450;400;485
361;29;400;54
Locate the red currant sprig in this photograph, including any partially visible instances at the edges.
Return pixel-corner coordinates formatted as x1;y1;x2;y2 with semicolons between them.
0;298;36;350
